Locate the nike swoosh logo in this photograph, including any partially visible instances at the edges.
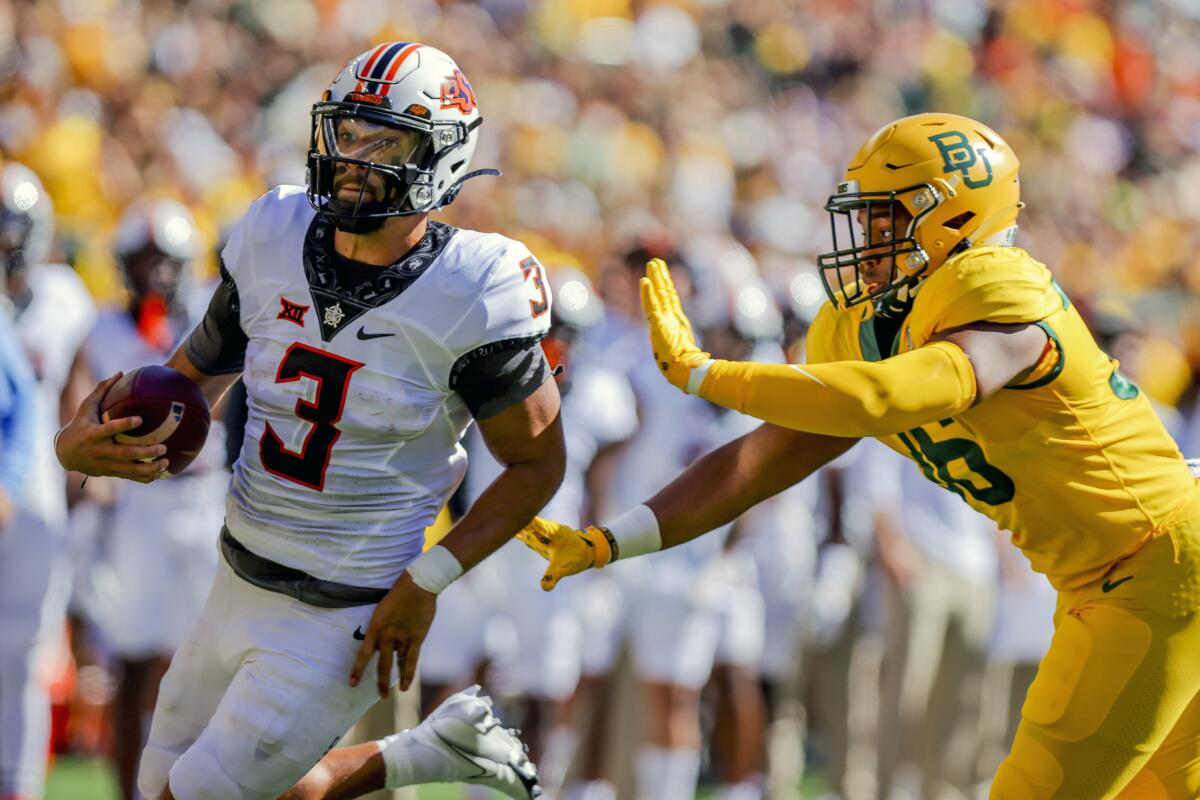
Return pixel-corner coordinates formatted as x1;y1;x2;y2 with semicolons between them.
1102;576;1133;593
432;732;492;780
356;327;394;340
353;626;366;640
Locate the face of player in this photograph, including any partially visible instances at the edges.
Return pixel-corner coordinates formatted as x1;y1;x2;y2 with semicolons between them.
855;201;914;296
0;209;33;281
327;117;425;204
125;246;185;308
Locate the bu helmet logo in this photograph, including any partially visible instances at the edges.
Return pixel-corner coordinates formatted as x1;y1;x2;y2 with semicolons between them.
928;130;993;189
440;70;477;114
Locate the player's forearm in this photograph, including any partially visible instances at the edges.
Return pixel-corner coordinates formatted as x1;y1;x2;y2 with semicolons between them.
693;341;977;438
441;452;566;573
166;346;240;409
644;424;856;552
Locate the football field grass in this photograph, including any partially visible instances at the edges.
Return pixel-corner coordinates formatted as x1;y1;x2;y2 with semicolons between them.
46;755;829;798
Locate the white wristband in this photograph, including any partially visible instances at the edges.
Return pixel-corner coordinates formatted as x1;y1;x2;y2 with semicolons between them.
406;545;463;595
686;359;715;395
603;504;662;561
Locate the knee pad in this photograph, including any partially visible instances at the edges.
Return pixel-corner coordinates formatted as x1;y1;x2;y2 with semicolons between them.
991;733;1063;799
139;739;188;800
167;744;274;800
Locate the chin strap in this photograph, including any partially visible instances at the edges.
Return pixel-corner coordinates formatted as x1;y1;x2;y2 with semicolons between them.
432;168;501;210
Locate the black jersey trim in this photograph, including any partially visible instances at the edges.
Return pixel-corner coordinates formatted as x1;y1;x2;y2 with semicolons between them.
303;215;458;342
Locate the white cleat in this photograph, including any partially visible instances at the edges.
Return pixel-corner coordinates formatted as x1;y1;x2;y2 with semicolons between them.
408;685;541;799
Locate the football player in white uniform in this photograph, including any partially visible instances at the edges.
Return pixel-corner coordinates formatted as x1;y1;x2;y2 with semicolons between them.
0;162;95;800
71;198;228;800
55;43;558;800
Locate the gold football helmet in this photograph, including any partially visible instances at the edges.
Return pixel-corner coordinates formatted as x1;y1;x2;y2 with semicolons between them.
817;112;1022;310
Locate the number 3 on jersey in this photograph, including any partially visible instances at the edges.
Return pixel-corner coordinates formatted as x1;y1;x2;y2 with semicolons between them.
260;343;363;491
521;256;549;318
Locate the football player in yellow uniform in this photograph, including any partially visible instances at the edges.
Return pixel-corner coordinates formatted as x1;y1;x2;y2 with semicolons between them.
519;113;1200;798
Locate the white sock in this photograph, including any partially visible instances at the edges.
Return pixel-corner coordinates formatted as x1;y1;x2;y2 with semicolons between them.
636;746;702;800
564;779;616;800
379;730;458;788
719;779;765;800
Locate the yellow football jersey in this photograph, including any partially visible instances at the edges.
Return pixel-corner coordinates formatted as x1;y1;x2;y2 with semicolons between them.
807;246;1198;588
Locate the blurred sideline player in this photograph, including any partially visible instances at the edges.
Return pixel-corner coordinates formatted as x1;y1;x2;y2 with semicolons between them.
423;266;637;796
0;164;69;800
71;199;228;800
520;113;1200;798
595;241;726;800
865;438;997;799
55;43;557;800
690;255;777;800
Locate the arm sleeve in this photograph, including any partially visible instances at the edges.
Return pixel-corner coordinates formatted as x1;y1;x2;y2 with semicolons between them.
450;336;550;420
696;340;977;438
0;321;37;499
184;259;248;376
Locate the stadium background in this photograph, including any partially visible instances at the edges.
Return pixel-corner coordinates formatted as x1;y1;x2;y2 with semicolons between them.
3;0;1199;797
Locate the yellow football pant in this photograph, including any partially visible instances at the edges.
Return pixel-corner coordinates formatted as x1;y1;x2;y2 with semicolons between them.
993;495;1200;798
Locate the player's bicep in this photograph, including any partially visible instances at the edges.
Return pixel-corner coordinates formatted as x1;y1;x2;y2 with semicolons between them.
183;259;247;377
476;378;564;470
934;322;1049;403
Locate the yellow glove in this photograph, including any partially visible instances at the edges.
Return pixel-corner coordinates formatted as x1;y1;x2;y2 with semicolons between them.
639;258;712;393
517;517;614;591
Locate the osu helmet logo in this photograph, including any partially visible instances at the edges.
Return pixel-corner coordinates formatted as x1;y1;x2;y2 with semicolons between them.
928;130;993;189
440;70;477;114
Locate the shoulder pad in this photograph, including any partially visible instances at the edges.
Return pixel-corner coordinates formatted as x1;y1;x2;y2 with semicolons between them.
805;300;855;364
440;233;551;357
243;185;312;244
913;247;1062;334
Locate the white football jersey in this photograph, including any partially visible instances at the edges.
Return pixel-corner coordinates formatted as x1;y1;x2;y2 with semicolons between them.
222;186;551;588
13;264;96;524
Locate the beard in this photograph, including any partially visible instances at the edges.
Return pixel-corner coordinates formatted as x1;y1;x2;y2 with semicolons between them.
326;176;395;233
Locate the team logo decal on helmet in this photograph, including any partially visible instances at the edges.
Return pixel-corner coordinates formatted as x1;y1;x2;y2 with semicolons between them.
928;131;994;189
306;42;499;233
440;70;477;114
816;113;1021;313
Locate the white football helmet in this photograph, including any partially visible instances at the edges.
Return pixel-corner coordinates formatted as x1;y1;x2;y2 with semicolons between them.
0;162;54;278
113;198;199;310
307;42;495;232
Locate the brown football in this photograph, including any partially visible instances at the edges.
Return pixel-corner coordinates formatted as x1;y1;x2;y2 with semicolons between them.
100;366;211;475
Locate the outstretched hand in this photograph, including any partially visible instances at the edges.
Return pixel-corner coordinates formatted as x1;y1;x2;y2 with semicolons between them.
639;258;711;393
55;373;170;483
517;516;613;591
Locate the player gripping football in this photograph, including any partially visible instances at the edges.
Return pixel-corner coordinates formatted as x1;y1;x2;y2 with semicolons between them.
519;113;1200;798
56;43;558;800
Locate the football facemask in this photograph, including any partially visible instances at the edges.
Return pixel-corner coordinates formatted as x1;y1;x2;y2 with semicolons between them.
817;183;941;312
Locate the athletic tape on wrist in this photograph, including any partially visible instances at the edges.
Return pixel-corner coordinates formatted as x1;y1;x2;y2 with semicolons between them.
686;359;715;395
406;545;463;595
603;504;662;560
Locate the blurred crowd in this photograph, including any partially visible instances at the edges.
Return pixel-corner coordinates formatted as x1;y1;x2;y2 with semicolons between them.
2;0;1200;798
